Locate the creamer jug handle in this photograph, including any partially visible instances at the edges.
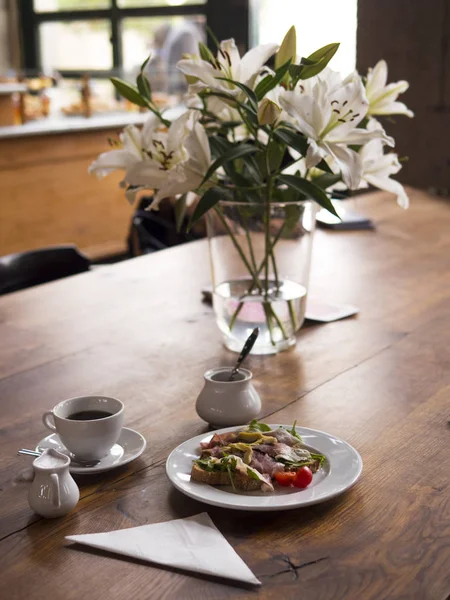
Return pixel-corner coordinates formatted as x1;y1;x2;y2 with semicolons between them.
50;473;61;508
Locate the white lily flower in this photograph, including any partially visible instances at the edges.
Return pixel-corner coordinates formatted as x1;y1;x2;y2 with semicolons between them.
365;60;414;117
90;111;211;209
359;134;409;209
177;38;278;98
279;77;394;189
126;111;212;207
89;123;146;179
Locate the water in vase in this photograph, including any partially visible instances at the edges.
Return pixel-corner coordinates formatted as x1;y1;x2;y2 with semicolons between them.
213;278;307;354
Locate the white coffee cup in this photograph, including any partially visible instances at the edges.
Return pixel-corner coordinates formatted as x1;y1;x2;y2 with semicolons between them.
42;396;124;461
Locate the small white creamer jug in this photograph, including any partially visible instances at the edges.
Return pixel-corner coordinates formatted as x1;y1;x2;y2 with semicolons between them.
28;448;79;518
196;367;262;427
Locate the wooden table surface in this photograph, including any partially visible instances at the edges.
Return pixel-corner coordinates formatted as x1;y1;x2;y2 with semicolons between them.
1;188;449;600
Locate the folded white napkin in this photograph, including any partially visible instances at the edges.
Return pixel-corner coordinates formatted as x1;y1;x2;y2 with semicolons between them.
65;512;260;586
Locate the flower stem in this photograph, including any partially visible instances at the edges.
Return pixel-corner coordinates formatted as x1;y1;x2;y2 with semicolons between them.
228;300;244;332
269;304;289;340
270;248;280;292
288;299;298;333
241;212;258;276
214;207;262;291
262;302;276;346
264;198;271;299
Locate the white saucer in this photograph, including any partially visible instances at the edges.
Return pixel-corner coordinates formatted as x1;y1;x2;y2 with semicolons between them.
36;427;147;474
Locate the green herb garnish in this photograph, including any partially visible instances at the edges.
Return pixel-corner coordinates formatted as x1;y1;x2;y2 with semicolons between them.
284;420;303;443
310;452;326;466
247;419;271;432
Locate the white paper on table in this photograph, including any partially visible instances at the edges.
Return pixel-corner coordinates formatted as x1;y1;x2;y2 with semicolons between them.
65;512;261;586
306;299;359;322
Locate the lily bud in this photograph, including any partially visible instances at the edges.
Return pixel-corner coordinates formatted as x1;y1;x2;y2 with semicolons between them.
257;98;282;125
275;26;297;69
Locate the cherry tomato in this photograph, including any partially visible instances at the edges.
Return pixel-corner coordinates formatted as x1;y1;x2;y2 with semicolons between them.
293;466;313;489
274;471;296;487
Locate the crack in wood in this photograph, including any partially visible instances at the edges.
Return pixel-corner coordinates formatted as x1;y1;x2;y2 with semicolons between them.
260;555;329;580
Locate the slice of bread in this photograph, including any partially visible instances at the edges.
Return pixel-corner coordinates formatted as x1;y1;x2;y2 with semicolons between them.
191;463;264;492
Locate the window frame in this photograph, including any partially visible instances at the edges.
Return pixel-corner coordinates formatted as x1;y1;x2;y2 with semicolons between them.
19;0;249;78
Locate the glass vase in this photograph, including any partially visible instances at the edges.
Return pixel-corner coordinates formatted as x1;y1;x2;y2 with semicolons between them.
206;200;317;355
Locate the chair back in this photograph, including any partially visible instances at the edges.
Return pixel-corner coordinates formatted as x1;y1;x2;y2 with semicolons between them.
0;245;90;295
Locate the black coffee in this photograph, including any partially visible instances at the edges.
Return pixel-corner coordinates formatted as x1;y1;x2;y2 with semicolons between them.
67;410;113;421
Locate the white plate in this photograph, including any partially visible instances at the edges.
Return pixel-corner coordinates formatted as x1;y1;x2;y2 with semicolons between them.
166;425;362;511
36;427;146;474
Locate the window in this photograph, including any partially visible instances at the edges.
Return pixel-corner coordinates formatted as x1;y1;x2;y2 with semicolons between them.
20;0;248;78
251;0;358;76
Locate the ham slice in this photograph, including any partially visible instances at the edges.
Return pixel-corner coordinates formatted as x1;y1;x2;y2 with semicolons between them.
200;432;237;449
267;428;301;446
250;450;285;478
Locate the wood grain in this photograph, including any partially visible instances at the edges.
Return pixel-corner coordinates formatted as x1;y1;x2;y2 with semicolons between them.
0;130;133;258
0;188;449;600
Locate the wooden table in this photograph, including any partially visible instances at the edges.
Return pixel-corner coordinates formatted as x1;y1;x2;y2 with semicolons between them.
1;188;449;600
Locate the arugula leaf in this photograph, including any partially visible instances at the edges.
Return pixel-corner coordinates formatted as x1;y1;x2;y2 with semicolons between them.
247;419;271;432
287;420;303;442
310;453;326;466
277;457;316;468
246;467;261;481
194;458;215;472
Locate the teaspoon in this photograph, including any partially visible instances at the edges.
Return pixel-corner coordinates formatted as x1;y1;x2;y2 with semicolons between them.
229;327;259;381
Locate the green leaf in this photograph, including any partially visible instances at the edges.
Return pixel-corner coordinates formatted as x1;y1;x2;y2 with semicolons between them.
308;42;340;63
300;57;316;66
274;127;333;173
188;187;222;230
140;54;151;73
247;419;271;432
215;77;258;110
201;143;260;186
137;73;151;101
243;154;263;184
288;64;303;81
311;452;326;466
313;173;341;189
275;25;297;70
288;420;303;442
174;194;187;233
274;127;308;156
199;41;216;64
278;174;340;217
209;135;233;159
268;138;285;172
300;43;340;80
110;77;148;108
254;59;291;101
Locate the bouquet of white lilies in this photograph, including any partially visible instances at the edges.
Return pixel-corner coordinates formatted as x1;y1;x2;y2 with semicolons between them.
90;26;413;352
